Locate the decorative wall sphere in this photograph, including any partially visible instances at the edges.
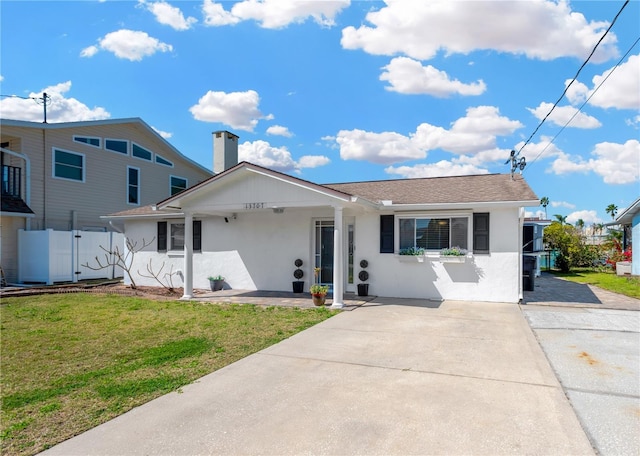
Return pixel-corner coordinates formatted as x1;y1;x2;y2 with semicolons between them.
358;270;369;282
294;269;304;279
294;259;303;267
360;259;368;268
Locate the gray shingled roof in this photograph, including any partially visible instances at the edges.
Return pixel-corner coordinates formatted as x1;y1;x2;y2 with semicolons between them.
324;173;538;205
108;172;537;218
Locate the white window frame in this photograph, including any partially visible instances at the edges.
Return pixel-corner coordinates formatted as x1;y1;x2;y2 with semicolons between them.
52;148;85;183
73;135;101;149
104;138;129;156
127;166;140;206
396;211;472;253
170;175;188;196
155;154;174;167
131;142;153;162
170;222;185;251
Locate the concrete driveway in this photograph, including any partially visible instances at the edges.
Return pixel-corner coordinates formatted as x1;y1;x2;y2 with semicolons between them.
42;298;592;456
523;273;640;456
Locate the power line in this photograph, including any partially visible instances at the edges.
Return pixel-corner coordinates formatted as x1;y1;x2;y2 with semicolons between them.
524;35;640;173
0;92;51;123
514;0;630;158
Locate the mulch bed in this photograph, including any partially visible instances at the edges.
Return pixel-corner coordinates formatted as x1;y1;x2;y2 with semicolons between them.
0;281;184;301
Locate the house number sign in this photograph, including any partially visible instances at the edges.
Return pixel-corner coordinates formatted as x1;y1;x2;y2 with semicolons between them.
244;202;265;209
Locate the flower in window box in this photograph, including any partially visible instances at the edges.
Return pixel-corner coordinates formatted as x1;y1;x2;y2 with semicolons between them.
440;247;468;257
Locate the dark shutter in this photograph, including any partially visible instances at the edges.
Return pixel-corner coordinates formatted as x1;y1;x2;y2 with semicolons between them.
193;220;202;253
157;221;167;252
473;213;490;254
380;215;394;253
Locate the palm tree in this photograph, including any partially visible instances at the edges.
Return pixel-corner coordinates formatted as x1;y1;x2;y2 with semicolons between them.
606;204;618;220
540;197;549;218
553;214;567;225
575;219;584;233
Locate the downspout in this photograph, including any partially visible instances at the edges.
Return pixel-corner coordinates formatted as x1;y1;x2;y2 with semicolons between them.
43;128;46;229
518;207;525;304
1;147;32;230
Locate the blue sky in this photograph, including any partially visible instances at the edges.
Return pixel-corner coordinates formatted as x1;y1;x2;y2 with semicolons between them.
1;0;639;226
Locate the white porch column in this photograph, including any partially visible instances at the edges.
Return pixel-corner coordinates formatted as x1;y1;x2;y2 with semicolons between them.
181;212;194;299
332;206;344;309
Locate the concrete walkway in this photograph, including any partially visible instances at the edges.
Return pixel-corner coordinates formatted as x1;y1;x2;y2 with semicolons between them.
42;298;593;456
523;273;640;456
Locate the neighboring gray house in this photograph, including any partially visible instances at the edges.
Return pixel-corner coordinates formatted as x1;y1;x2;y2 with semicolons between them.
0;118;213;283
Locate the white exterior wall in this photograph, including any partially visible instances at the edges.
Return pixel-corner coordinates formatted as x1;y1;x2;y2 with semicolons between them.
125;207;335;291
125;206;523;303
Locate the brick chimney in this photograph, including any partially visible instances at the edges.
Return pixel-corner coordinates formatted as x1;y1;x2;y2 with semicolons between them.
213;130;239;174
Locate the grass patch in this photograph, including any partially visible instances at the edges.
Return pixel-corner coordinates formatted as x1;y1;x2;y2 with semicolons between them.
550;268;640;298
0;294;336;456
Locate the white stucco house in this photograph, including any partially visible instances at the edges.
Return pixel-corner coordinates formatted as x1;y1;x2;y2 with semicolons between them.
106;132;539;306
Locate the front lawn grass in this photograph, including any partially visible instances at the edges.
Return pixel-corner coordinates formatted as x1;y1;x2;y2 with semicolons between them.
0;294;337;456
550;268;640;298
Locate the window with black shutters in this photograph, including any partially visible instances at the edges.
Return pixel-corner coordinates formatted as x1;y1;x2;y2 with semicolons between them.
473;213;490;254
157;220;201;252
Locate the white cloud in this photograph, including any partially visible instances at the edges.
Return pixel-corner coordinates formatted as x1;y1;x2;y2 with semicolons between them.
266;125;293;137
380;57;486;97
80;45;99;58
385;161;489;178
298;155;331;168
82;29;172;61
516;136;564;162
527;102;601;129
336;129;424;164
566;210;601;225
413;106;522;154
152;126;172;139
189;90;269;132
335;106;522;168
626;115;640;128
582;54;640;110
0;81;110;122
551;201;576;209
239;140;330;172
139;0;197;31
550;139;640;184
341;1;618;62
203;0;349;29
202;0;240;26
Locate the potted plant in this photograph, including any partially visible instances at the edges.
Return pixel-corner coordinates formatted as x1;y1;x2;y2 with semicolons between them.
292;258;304;293
310;284;329;306
357;259;369;297
310;267;329;306
207;275;225;291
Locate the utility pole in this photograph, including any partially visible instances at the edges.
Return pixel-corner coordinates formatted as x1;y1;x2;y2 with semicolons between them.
40;92;50;123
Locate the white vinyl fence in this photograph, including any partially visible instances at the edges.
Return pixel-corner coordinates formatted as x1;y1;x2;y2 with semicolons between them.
18;229;124;284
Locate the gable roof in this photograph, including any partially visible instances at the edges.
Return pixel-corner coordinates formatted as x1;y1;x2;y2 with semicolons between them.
0;117;211;176
324;173;538;205
107;163;538;219
155;161;355;210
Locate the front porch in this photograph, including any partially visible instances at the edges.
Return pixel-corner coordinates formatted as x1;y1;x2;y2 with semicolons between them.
187;288;376;310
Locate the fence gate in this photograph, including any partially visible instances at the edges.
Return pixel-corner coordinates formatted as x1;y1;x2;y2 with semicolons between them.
18;229;124;284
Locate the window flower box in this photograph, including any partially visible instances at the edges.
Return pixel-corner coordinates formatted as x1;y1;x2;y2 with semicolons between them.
438;247;468;263
438;255;467;263
397;255;425;263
